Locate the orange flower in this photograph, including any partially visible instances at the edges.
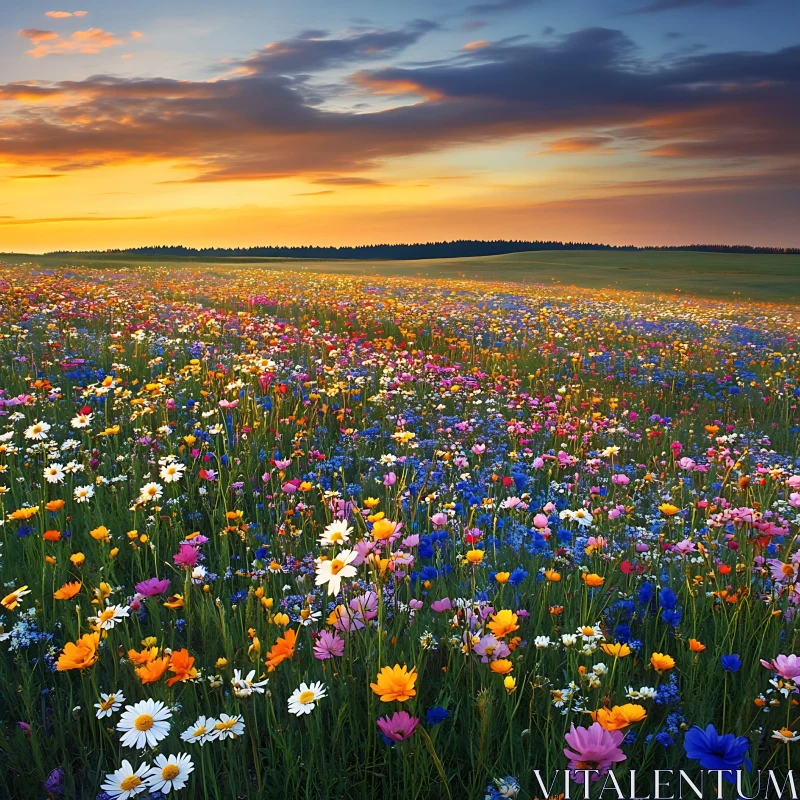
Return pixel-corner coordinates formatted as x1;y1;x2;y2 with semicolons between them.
54;582;81;600
371;519;397;541
127;646;159;665
70;552;85;567
487;609;519;639
136;655;170;684
43;529;61;542
465;549;484;565
544;569;561;582
46;499;65;512
600;642;631;658
689;639;706;652
658;503;680;516
582;573;605;587
89;525;110;542
370;664;418;702
650;652;676;672
490;659;514;675
8;506;39;521
590;704;647;731
163;594;184;609
167;648;198;686
266;628;297;672
56;632;99;671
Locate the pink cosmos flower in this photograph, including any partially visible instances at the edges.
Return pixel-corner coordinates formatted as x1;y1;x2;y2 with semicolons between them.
377;711;419;742
313;629;345;660
563;723;626;783
383;472;397;487
173;544;201;568
135;577;170;597
431;598;452;613
760;654;800;680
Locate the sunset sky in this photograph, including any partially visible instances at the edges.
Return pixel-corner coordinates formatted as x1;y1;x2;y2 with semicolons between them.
1;0;798;252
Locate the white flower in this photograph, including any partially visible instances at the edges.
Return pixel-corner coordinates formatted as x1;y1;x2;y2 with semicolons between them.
314;549;358;596
287;681;327;716
592;662;608;676
43;463;65;484
159;462;185;484
144;753;194;792
561;634;577;647
318;518;353;547
180;716;215;746
117;699;172;749
73;485;95;503
95;690;126;719
71;413;93;429
100;759;149;799
138;482;163;503
772;729;800;742
231;669;269;698
90;604;130;631
626;686;656;700
207;713;244;741
24;421;50;441
534;635;552;649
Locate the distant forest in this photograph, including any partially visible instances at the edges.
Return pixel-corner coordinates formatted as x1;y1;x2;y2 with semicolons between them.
48;240;800;259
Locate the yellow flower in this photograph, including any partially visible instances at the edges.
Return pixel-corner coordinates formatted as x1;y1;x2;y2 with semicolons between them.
600;642;631;658
70;552;86;567
371;519;397;541
465;549;484;565
544;569;561;582
89;525;110;542
370;664;417;702
487;609;519;639
658;503;680;516
1;586;31;610
582;573;605;587
503;675;517;694
494;572;510;584
650;652;676;671
272;612;290;626
8;506;39;521
216;657;229;670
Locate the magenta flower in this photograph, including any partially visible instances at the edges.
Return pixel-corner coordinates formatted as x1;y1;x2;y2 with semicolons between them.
173;544;200;568
313;629;345;660
430;598;452;613
377;711;420;742
563;723;626;783
135;577;170;597
760;654;800;680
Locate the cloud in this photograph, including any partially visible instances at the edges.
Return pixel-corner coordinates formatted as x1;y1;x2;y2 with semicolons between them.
462;40;491;51
45;10;88;18
19;27;123;57
466;0;539;14
0;215;153;225
625;0;754;13
0;26;797;184
130;31;143;39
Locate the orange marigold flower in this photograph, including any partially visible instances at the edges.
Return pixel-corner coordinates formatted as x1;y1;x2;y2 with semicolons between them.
54;582;81;600
465;549;484;565
9;506;39;521
490;659;514;675
127;646;159;665
582;573;605;587
266;628;297;672
600;642;631;658
167;648;198;686
544;569;561;582
43;529;61;542
650;652;676;671
590;704;647;731
136;655;170;684
45;499;65;512
370;664;418;702
371;518;397;541
487;609;519;639
689;639;706;652
89;525;110;542
56;632;99;671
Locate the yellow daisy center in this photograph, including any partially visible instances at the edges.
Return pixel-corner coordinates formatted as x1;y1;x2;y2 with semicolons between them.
99;696;116;710
120;776;142;791
298;690;316;705
192;725;206;737
134;713;154;731
161;764;181;780
216;718;236;730
330;560;345;575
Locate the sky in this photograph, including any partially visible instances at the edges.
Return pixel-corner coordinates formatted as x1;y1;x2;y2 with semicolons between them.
0;0;798;252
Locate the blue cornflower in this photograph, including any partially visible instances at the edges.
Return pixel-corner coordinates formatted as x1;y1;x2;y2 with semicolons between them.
683;724;750;780
426;706;449;726
721;654;742;672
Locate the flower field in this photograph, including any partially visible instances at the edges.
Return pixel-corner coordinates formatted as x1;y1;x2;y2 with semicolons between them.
1;264;799;799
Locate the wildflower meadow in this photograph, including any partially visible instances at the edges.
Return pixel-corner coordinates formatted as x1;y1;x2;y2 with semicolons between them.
1;263;799;799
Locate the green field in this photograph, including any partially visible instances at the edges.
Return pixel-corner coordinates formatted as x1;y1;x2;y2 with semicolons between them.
3;249;799;303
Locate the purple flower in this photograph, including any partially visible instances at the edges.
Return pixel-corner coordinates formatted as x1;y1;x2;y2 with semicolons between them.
377;711;420;742
173;544;200;568
135;577;170;597
563;723;626;783
44;768;65;795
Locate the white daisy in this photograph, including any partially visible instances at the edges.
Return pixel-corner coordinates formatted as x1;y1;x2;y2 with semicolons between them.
206;713;244;741
71;413;93;429
43;463;65;484
287;681;327;716
24;421;50;441
772;729;800;742
95;690;126;719
144;753;194;793
180;716;215;746
231;669;269;698
100;760;149;799
314;549;358;596
73;485;95;503
317;519;353;548
138;482;163;503
159;462;185;484
90;604;130;631
117;699;172;749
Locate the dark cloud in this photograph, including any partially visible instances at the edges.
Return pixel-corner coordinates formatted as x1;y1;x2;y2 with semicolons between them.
625;0;755;14
466;0;539;14
0;26;797;183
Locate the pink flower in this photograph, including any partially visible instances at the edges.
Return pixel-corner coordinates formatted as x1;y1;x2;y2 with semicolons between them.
563;723;626;783
377;711;419;742
430;512;448;528
430;598;452;613
611;474;630;485
760;654;800;680
313;629;345;660
218;399;238;409
383;472;397;487
471;443;486;455
274;458;291;469
789;493;800;509
173;544;201;568
135;577;170;597
533;513;549;529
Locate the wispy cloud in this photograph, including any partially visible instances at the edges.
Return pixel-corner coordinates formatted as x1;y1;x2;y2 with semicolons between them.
18;27;123;58
45;10;88;19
